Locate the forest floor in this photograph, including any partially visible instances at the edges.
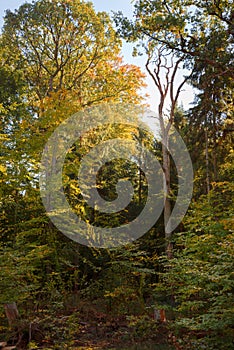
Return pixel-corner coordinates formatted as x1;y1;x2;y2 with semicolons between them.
2;299;176;350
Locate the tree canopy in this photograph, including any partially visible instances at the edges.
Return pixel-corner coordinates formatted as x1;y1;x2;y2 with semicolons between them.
0;0;233;349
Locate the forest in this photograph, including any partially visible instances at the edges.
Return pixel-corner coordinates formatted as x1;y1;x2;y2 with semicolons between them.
0;0;233;349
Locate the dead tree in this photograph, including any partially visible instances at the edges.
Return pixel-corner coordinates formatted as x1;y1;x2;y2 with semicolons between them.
146;45;191;258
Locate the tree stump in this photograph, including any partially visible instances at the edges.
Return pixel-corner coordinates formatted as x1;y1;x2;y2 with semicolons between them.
4;303;19;326
154;308;167;322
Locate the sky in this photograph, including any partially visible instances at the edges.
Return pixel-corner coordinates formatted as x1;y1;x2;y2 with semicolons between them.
0;0;195;112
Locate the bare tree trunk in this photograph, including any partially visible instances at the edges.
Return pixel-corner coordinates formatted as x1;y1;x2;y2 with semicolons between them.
205;126;210;194
161;129;173;258
212;113;218;182
162;143;172;236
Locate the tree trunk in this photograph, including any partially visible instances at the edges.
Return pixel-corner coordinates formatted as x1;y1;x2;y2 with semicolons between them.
160;120;172;258
212;113;218;182
205;126;210;194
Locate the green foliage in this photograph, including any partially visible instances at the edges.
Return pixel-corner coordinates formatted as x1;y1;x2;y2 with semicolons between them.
127;315;159;341
0;0;233;349
115;0;233;198
115;0;233;74
0;0;146;313
155;181;234;349
2;0;145;107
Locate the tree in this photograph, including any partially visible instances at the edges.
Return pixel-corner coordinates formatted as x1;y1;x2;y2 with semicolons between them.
145;45;192;256
1;0;146;192
0;0;147;323
2;0;145;107
114;5;234;346
114;0;233;248
115;0;233;79
116;9;194;255
185;46;234;196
